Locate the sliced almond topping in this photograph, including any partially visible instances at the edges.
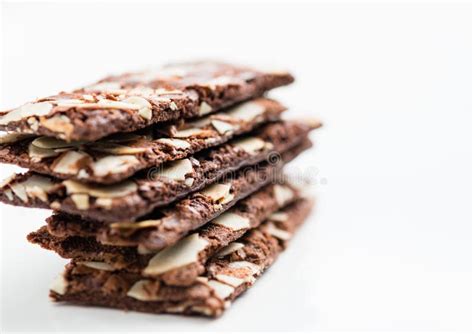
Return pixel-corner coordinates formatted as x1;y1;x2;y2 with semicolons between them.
215;274;245;288
157;138;190;149
233;137;266;155
52;151;90;175
91;155;140;177
121;96;152;120
156;159;193;181
79;261;114;271
228;261;261;274
268;212;289;222
173;127;207;138
91;143;147;155
138;107;152;120
127;280;160;301
184;177;194;187
0;133;34;144
25;185;48;202
9;175;55;203
62;179;137;198
40;115;74;138
198;101;212;115
4;189;13;201
212;213;250;231
71;193;89;210
28;143;61;162
9;183;28;202
0;102;53;124
227;101;265;121
110;219;162;230
0;174;16;189
96;99;140;110
187;115;211;128
264;222;292;240
143;233;208;276
27;117;39;131
207;280;235;300
95;197;113;209
273;185;294;206
50;273;68;295
216;242;245;258
31;136;83;149
201;183;231;202
211;120;236;134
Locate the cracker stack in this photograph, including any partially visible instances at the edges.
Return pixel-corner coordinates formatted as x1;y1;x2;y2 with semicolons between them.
0;61;321;317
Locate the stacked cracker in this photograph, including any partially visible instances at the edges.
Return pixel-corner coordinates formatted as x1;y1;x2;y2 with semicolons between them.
0;61;320;317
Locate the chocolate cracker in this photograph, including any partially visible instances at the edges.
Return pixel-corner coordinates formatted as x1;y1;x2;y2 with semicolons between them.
0;121;313;222
0;98;290;184
49;198;314;317
29;181;299;286
0;61;293;141
48;142;308;251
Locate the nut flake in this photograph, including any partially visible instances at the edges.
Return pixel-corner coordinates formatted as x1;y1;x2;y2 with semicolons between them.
0;133;34;144
207;279;235;300
50;273;68;295
62;179;138;198
156;159;193;181
157;138;190;149
273;185;294;206
211;120;236;134
0;102;53;124
79;261;115;271
40;115;74;138
233;137;266;155
121;96;152;121
227;101;265;121
91;155;140;177
201;183;231;202
143;233;208;276
198;102;212;115
127;280;161;301
52;151;90;174
71;193;90;210
216;242;245;257
212;213;250;231
264;222;292;240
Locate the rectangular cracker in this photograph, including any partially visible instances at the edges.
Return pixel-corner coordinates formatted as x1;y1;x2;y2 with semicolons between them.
0;122;313;222
49;198;314;317
29;181;299;286
34;141;309;252
0;98;292;184
0;61;293;141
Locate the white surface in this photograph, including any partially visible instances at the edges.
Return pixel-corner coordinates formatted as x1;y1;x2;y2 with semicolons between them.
0;1;472;332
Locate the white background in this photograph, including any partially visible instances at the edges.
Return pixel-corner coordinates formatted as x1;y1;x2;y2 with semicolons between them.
0;1;472;332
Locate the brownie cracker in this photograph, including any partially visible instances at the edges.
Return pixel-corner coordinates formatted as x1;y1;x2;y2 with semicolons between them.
0;61;293;141
29;181;299;286
49;198;314;317
0;98;292;184
28;141;309;254
0;121;314;222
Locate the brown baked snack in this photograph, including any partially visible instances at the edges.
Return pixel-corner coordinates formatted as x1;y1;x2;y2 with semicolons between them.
0;122;313;222
30;141;307;252
29;181;299;285
49;198;314;317
0;62;293;141
0;98;294;184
